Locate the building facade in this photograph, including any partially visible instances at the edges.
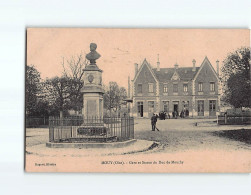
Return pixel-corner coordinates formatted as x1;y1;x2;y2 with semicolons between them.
128;57;220;118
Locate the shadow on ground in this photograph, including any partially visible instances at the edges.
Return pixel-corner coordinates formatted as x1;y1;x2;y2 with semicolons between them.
211;129;251;145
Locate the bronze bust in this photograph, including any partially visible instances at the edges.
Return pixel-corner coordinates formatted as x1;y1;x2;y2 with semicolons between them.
86;43;101;65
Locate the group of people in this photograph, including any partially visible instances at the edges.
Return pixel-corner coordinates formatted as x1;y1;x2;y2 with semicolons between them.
172;109;189;119
157;109;189;120
158;111;170;120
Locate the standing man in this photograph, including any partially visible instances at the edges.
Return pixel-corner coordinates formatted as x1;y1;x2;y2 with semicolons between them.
151;114;159;131
155;114;160;131
151;114;156;131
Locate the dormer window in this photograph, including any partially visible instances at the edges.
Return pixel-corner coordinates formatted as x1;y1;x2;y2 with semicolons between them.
172;72;180;80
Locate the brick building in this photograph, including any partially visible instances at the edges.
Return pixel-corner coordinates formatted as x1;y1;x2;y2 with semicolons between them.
127;56;220;118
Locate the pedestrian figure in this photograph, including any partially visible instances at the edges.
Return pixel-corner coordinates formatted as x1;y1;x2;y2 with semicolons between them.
175;110;178;119
154;114;159;131
151;114;156;131
180;110;184;118
186;109;189;117
151;114;159;131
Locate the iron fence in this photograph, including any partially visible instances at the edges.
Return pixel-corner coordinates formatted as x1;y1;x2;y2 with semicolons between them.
26;117;49;128
49;116;134;143
217;115;251;125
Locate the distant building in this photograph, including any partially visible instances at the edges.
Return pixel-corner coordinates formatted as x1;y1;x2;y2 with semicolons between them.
127;57;221;118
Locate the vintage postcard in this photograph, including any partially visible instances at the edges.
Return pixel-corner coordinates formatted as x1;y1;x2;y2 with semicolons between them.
25;28;251;172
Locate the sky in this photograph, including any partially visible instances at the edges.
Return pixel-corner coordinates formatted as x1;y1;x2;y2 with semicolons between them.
27;28;250;88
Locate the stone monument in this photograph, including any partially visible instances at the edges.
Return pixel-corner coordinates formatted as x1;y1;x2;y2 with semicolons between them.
81;43;105;119
47;43;135;145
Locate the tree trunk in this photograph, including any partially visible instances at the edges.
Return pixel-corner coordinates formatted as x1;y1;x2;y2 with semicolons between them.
60;110;63;126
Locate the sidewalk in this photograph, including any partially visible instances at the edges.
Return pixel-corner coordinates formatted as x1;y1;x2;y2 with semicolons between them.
26;139;157;157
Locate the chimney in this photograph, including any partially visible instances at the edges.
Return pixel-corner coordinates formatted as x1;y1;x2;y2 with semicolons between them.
216;60;219;75
174;63;179;69
157;54;160;71
134;63;138;76
192;59;196;71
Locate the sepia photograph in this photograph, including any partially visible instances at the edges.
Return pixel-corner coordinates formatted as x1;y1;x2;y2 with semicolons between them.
25;28;250;173
1;0;251;194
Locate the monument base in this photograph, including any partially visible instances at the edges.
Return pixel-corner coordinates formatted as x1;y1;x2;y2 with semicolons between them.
77;124;107;136
54;122;117;143
46;139;137;148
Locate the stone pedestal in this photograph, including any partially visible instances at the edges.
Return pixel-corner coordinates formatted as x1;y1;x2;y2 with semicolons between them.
78;43;113;139
80;43;105;133
81;64;105;121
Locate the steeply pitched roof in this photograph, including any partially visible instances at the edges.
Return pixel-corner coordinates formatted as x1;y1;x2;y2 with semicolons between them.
133;59;159;83
152;67;200;82
193;56;219;81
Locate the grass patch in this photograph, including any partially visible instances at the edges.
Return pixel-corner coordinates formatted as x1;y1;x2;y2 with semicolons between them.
212;129;251;144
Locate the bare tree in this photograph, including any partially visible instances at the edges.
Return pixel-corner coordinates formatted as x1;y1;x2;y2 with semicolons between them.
61;52;88;112
61;52;88;80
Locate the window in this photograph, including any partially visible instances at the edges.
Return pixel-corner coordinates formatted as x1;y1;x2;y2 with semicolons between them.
183;84;188;92
148;101;154;113
163;84;168;93
183;101;189;116
183;101;189;110
148;83;154;93
209;100;216;112
173;84;178;92
163;101;169;112
137;102;143;117
210;82;215;91
197;100;204;116
198;82;203;92
138;84;142;93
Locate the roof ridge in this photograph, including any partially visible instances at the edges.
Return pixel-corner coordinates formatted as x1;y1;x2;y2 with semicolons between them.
153;66;198;69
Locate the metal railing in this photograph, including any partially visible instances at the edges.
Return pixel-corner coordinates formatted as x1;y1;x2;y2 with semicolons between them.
48;116;134;143
217;115;251;125
26;117;49;128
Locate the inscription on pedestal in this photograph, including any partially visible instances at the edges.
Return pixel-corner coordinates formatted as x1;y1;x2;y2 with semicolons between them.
87;100;96;117
77;127;107;136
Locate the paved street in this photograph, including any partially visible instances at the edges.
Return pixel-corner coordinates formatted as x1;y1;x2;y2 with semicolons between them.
134;118;251;153
26;118;251;172
26;118;251;155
